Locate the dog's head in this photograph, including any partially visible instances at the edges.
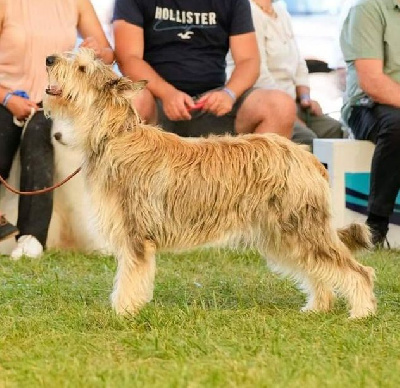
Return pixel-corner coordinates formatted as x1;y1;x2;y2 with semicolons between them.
44;48;147;119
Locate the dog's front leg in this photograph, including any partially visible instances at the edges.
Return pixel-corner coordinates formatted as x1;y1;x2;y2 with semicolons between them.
111;239;156;315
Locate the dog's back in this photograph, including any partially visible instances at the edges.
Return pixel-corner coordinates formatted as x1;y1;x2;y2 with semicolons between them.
89;127;330;251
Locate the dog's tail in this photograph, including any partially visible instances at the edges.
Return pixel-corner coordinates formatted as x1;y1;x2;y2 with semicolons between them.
337;223;372;253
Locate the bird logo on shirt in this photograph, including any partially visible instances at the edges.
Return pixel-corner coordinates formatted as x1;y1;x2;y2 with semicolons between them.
177;31;194;39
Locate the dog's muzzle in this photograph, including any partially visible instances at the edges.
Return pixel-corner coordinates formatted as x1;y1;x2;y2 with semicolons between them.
45;86;62;96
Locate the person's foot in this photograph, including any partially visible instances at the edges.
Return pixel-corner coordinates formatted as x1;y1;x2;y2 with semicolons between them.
367;222;390;249
10;235;43;260
0;215;19;242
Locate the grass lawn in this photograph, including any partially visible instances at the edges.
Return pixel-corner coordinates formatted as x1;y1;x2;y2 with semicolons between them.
1;248;400;387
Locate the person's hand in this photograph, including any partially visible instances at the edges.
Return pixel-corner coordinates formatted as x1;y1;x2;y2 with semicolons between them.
80;37;102;58
161;88;194;121
6;96;38;120
300;98;323;116
197;89;234;117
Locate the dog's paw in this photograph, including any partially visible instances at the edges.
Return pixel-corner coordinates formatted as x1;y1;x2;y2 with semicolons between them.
301;293;336;313
112;299;141;316
349;298;377;319
111;291;151;316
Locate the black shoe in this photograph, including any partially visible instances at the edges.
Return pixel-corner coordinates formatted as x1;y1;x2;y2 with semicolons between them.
0;215;19;242
367;222;390;249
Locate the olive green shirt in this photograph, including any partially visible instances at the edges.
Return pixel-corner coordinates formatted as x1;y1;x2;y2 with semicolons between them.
340;0;400;124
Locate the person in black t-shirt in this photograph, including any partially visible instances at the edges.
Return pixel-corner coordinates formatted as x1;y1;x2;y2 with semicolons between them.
113;0;296;138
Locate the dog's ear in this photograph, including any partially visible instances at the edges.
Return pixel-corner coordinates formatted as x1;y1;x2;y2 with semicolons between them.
125;80;148;100
132;80;148;92
105;78;148;100
76;48;97;75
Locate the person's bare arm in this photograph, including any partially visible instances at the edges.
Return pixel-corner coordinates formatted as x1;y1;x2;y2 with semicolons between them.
114;20;194;120
226;32;260;99
114;20;177;99
77;0;114;64
0;0;38;117
0;0;7;103
198;32;260;116
355;58;400;108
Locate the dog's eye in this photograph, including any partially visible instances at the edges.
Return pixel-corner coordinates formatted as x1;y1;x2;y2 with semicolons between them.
78;65;86;73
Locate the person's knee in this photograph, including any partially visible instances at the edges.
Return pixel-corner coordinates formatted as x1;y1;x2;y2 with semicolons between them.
373;122;400;148
132;88;157;124
269;90;296;119
292;123;316;147
20;115;52;151
318;120;344;139
264;90;296;131
235;89;295;137
330;123;344;138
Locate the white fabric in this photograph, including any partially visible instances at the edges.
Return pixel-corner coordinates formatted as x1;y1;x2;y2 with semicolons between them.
328;0;356;70
90;0;115;47
76;0;115;47
226;1;309;99
91;0;115;47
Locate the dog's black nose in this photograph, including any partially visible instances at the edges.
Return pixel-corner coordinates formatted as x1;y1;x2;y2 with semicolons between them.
46;55;56;67
53;132;62;141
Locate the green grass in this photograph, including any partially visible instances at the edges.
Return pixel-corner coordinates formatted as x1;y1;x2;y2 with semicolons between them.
1;248;400;387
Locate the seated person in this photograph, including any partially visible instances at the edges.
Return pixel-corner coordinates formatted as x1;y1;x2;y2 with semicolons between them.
0;0;114;259
340;0;400;247
227;0;343;148
113;0;296;139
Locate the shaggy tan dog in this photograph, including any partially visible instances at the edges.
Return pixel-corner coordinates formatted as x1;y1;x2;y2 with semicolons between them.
43;49;376;319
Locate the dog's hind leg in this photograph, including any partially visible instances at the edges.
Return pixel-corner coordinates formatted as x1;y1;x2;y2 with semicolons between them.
326;251;376;319
299;277;336;313
266;259;336;313
289;244;375;318
262;234;376;318
303;234;376;319
111;239;156;315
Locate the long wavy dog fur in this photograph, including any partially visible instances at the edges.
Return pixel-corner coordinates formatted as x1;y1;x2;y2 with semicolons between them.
44;49;376;319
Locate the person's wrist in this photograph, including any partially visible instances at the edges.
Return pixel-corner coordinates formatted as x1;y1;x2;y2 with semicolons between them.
100;47;115;65
2;92;13;107
298;93;311;102
222;87;237;103
158;83;176;100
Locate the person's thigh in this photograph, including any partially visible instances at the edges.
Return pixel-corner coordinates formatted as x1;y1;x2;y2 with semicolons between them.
291;121;316;146
18;111;54;245
20;111;53;160
155;97;239;137
369;104;400;143
235;88;295;137
132;88;158;125
0;105;22;180
348;104;400;143
306;113;343;139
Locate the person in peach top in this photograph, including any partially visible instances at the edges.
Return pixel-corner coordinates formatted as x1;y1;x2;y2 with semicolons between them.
0;0;114;258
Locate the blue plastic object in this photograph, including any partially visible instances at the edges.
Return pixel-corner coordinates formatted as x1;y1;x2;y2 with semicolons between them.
13;90;29;99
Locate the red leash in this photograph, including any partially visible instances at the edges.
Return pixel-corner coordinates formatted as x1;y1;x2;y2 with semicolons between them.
0;166;82;196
